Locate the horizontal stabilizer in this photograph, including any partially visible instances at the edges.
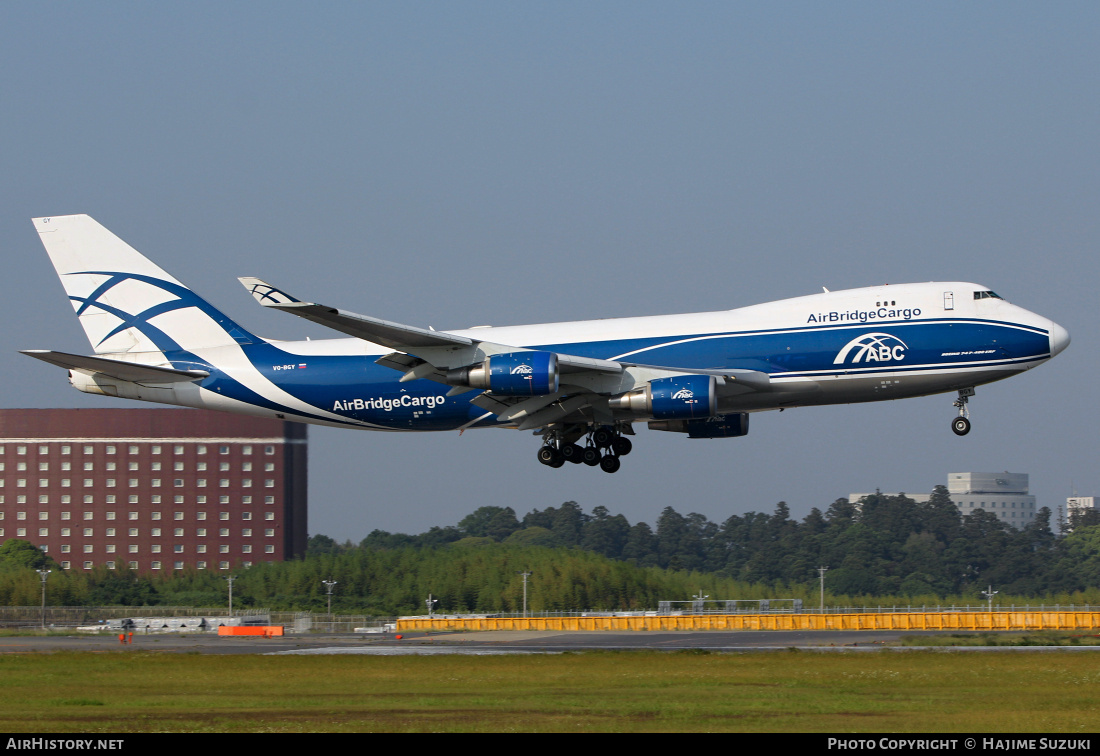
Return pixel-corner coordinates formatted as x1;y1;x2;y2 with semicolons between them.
20;350;209;383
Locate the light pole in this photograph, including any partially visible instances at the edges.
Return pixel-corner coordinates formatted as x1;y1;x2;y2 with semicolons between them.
981;585;998;612
322;579;338;619
817;566;829;614
225;575;236;618
426;594;439;617
517;571;532;617
36;569;51;631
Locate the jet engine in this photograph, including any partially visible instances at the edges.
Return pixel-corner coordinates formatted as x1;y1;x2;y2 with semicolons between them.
447;351;559;396
649;413;750;438
608;374;717;419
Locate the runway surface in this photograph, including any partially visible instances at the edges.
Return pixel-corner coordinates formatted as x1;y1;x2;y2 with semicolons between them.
3;629;1098;654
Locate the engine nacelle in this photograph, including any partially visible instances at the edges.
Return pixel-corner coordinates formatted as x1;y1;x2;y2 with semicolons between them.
608;374;716;420
447;351;559;396
648;413;750;438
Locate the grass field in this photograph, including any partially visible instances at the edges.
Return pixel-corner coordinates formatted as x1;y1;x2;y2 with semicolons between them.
2;650;1099;732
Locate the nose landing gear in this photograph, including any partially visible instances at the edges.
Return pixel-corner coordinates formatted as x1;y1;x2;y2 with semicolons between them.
951;387;974;436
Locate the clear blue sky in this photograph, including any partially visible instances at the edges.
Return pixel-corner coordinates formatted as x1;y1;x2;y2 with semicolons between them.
2;2;1096;543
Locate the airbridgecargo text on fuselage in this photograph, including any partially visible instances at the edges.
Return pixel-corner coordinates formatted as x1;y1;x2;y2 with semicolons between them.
333;395;446;412
807;307;921;324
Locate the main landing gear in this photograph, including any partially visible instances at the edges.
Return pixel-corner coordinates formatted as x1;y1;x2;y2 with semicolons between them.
951;387;975;436
537;425;633;473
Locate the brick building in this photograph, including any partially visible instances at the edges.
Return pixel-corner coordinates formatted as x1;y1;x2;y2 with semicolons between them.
0;409;307;572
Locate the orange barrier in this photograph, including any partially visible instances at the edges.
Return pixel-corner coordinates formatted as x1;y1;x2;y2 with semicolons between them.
395;612;1100;633
217;625;284;637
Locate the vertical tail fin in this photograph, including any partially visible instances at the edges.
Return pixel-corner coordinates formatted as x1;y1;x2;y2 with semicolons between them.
33;215;259;355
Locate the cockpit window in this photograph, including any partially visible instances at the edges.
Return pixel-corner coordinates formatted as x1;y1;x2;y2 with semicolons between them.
973;291;1003;300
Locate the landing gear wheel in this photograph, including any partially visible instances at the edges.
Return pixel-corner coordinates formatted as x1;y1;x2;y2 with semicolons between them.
611;437;633;456
592;426;614;448
561;443;584;464
952;416;971;436
599;455;621;473
537;446;564;466
582;446;602;466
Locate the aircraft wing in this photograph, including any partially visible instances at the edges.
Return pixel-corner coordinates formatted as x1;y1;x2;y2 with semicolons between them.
21;350;209;383
238;278;773;427
239;277;624;373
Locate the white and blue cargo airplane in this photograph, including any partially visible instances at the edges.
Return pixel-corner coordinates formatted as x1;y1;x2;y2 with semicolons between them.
24;215;1070;473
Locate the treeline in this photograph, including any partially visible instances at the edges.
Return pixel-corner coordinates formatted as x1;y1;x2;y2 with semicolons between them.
5;489;1100;613
353;488;1100;599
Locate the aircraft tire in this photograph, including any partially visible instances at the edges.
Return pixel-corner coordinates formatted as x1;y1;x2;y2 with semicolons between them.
952;417;971;436
561;443;584;463
537;446;559;465
582;446;602;466
599;455;621;473
612;437;633;456
593;426;615;447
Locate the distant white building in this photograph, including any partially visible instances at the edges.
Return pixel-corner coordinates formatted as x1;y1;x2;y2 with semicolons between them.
850;472;1037;528
1067;496;1098;513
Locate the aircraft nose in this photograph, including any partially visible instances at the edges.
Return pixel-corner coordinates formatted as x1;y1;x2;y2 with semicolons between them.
1049;320;1071;357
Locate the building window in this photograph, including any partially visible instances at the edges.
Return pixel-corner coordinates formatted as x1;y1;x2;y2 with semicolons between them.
151;528;161;537
129;479;139;488
174;445;184;455
219;545;229;554
151;561;161;570
264;545;275;554
61;561;70;570
242;545;252;554
219;528;229;537
264;446;275;455
60;544;69;552
219;479;229;488
174;480;184;488
106;528;115;537
83;561;93;570
83;528;93;537
106;545;115;554
151;545;161;554
197;445;207;455
242;512;252;521
38;512;48;521
220;512;229;520
174;461;185;471
174;528;184;537
38;528;48;537
219;446;230;455
174;512;184;520
173;545;184;554
265;529;275;537
128;445;139;454
151;512;161;521
83;512;93;520
128;546;138;554
219;561;229;570
197;544;207;553
83;545;93;553
151;445;161;455
129;529;138;537
197;529;207;537
105;445;116;455
197;512;207;521
129;512;138;521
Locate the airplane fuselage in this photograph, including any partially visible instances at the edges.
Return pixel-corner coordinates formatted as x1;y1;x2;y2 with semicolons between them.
88;281;1065;432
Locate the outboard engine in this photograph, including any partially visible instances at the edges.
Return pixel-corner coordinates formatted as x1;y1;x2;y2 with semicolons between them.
649;413;750;438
